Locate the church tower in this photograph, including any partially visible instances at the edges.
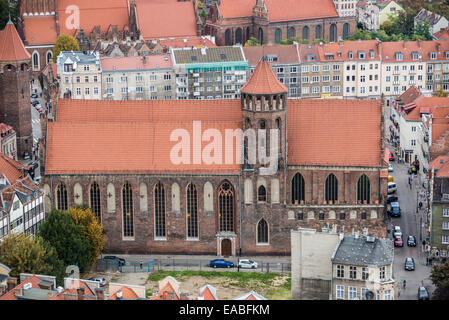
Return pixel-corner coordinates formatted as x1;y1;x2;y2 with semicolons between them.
239;57;288;253
0;20;33;158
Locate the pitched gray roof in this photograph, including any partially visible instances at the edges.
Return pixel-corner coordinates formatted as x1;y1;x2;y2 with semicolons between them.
173;46;245;64
332;234;394;266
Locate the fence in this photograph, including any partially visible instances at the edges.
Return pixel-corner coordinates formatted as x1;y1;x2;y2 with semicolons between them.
90;258;291;274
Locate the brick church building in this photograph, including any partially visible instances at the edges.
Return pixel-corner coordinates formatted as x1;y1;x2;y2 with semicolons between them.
0;20;33;158
41;59;388;256
206;0;357;46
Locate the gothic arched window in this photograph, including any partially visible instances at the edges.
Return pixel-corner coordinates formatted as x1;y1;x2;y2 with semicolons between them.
225;29;231;45
357;174;371;203
218;182;234;232
325;174;338;202
315;25;322;39
186;183;198;238
257;219;268;244
90;182;101;222
122;182;134;238
330;24;337;42
258;185;267;202
154;182;166;238
275;28;281;44
235;28;242;44
56;183;68;211
292;173;305;204
302;26;309;41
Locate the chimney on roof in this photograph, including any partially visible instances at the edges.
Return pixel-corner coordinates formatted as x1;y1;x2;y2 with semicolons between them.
14;287;23;297
437;42;441;52
95;287;105;300
6;277;17;292
47;291;55;299
77;287;85;300
418;39;422;49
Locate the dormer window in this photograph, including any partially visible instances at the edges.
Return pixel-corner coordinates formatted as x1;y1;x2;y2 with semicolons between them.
358;51;365;59
430;52;437;59
445;51;449;59
64;64;73;72
267;54;278;62
348;51;353;59
412;52;419;60
395;52;403;61
370;50;375;59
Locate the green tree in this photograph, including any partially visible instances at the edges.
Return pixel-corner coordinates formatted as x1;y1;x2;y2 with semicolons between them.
414;21;433;40
38;208;93;272
0;233;64;284
52;34;80;62
430;260;449;299
68;205;106;265
244;37;260;46
434;86;449;97
0;0;17;29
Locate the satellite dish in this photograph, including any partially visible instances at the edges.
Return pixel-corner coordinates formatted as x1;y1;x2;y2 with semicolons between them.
365;291;375;300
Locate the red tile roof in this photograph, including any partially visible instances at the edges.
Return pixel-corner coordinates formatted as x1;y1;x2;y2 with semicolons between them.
0;153;30;184
101;55;173;72
0;275;41;300
311;40;381;62
243;44;300;65
241;59;287;95
382;40;449;63
219;0;338;21
23;17;57;45
135;0;197;40
404;97;449;121
287;99;382;167
109;286;139;300
150;282;179;300
0;123;15;135
199;285;218;300
430;156;449;177
431;124;449;143
57;0;129;36
0;21;31;62
433;27;449;40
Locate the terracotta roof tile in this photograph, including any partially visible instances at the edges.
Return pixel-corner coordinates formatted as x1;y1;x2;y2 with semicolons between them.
0;123;15;135
382;40;449;63
57;0;129;36
219;0;338;21
287;99;382;167
433;27;449;40
101;55;172;71
0;153;30;183
243;44;300;65
430;156;449;177
0;21;31;62
241;59;287;94
0;275;42;300
109;286;139;300
23;17;57;45
159;36;216;49
135;0;197;40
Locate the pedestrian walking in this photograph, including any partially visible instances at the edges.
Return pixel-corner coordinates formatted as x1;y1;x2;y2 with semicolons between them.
403;279;407;289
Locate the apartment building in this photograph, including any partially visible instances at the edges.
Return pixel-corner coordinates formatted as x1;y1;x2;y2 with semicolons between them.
429;156;449;259
334;0;357;17
341;40;382;99
0;124;17;161
332;233;395;300
299;44;344;99
171;46;248;100
244;44;301;98
381;41;428;106
101;55;175;101
0;154;44;240
425;41;449;93
57;51;102;99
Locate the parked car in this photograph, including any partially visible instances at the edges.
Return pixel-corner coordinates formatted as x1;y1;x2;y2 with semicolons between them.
30;93;38;99
103;256;125;266
405;257;415;271
387;195;398;204
387;182;397;194
389;152;395;161
393;226;402;238
238;259;258;269
394;235;404;247
29;161;39;169
209;259;234;268
388;163;394;172
88;277;106;287
389;201;401;217
418;286;429;300
407;235;417;247
31;100;39;106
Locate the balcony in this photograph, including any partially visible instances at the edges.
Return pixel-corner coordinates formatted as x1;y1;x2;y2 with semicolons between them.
393;70;400;75
193;91;200;96
409;70;416;74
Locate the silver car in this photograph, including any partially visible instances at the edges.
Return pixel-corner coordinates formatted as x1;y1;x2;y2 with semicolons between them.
238;259;258;269
88;277;106;287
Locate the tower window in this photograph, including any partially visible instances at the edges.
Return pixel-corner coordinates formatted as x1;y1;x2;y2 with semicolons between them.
258;185;267;202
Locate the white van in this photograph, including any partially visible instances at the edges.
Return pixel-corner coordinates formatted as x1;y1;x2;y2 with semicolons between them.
388;182;397;194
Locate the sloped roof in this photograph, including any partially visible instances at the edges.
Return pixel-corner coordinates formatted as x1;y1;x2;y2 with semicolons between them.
241;59;287;94
287;99;382;167
57;0;129;36
0;275;42;300
172;46;245;64
332;234;394;266
109;286;139;300
199;285;218;300
0;154;30;184
232;290;267;300
159;36;216;50
243;44;300;65
218;0;338;21
135;0;197;40
430;156;449;177
23;17;57;45
382;40;449;63
0;21;31;62
433;27;449;40
101;55;172;72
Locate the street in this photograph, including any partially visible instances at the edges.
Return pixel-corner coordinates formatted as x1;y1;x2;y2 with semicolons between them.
28;78;44;178
386;144;435;300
